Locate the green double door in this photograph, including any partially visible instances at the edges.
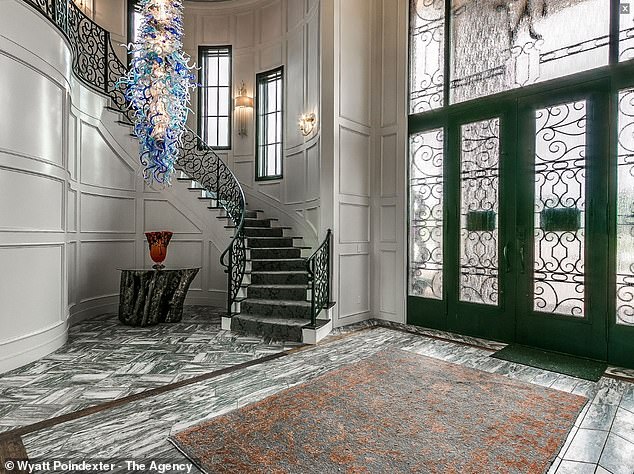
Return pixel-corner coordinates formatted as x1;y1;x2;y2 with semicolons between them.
408;80;634;365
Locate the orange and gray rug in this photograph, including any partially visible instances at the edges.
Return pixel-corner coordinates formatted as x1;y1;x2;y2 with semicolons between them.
170;349;587;473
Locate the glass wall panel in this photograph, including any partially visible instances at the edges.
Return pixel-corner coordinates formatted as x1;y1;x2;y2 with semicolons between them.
409;128;444;299
450;0;609;104
620;3;634;61
409;0;445;113
459;118;500;305
533;100;587;317
617;88;634;326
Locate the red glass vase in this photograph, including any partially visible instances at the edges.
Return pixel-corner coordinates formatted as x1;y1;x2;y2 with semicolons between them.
145;231;173;270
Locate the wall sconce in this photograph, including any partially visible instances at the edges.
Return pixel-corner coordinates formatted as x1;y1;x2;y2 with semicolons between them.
235;81;254;137
298;112;317;136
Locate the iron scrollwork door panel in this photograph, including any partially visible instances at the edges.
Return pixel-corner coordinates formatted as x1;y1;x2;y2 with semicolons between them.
445;109;516;343
609;85;634;367
616;87;634;327
409;128;445;300
516;86;609;361
532;100;587;317
459;118;501;306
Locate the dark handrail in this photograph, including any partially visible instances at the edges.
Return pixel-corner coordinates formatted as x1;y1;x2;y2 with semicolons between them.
21;0;248;317
306;229;332;328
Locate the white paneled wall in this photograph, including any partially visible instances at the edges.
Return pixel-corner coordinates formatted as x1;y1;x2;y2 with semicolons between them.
320;0;408;327
371;0;408;324
0;0;233;373
183;0;321;247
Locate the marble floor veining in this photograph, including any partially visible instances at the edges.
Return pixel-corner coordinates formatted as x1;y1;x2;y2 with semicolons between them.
2;311;634;473
0;307;300;433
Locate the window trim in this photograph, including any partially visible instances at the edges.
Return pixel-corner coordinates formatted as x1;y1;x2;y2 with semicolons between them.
255;66;284;182
126;0;142;69
197;45;233;151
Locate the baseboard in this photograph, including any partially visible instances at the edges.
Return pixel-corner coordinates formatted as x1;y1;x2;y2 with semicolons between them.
0;321;67;375
69;296;119;325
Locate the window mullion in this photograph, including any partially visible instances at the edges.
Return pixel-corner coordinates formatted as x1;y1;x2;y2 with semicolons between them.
443;0;451;107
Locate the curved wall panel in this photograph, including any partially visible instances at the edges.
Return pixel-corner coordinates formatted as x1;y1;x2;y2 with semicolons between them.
0;0;236;373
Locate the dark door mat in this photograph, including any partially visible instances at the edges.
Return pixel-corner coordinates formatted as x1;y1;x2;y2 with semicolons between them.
492;344;607;382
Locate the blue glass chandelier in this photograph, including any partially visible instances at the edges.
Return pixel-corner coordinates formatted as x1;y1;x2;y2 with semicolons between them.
119;0;196;185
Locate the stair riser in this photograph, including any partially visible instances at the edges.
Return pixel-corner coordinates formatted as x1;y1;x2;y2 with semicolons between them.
244;219;272;228
251;273;309;285
244;211;258;219
248;238;294;248
230;317;303;342
251;260;307;272
248;287;307;301
241;302;311;319
250;248;301;259
244;227;283;237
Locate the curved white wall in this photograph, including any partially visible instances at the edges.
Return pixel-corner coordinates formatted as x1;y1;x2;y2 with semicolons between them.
184;0;322;247
0;0;234;373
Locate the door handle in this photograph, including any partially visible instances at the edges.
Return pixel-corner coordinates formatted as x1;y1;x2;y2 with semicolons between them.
503;243;511;273
519;244;526;274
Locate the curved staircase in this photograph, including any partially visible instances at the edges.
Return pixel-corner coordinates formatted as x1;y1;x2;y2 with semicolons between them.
21;0;334;345
177;179;333;343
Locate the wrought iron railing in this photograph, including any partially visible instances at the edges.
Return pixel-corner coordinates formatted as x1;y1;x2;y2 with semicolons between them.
22;0;247;317
306;229;332;328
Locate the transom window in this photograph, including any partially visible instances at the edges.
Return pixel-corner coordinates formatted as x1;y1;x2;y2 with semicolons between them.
256;67;284;180
408;0;630;113
198;46;232;149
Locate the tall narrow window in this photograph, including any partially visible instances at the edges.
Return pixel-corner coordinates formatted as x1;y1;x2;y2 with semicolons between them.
127;0;142;67
256;67;284;180
198;46;232;149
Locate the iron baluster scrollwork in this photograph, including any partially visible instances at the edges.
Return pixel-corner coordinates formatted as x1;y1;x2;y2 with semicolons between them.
306;229;332;329
22;0;107;95
174;132;247;318
67;3;107;93
18;0;249;317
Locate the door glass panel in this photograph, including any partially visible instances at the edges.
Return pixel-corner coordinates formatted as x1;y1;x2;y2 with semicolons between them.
450;0;609;104
459;118;500;305
409;0;445;113
409;128;444;299
533;100;586;317
617;88;634;326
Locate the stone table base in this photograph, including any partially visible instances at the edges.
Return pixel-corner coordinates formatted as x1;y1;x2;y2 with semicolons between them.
118;268;200;327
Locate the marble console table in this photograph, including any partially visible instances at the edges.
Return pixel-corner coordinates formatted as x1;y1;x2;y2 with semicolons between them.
118;268;200;327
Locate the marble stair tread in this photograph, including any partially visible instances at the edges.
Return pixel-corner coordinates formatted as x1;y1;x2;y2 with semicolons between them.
243;298;311;307
248;236;301;240
249;258;306;262
250;247;301;250
249;270;308;274
247;284;309;289
234;314;311;327
230;314;309;342
244;226;292;229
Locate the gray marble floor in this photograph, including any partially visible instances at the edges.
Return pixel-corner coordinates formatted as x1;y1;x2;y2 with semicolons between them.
3;318;630;473
0;307;300;433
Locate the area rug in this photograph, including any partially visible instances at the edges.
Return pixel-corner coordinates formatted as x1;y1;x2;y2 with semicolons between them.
170;349;587;474
492;344;607;382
